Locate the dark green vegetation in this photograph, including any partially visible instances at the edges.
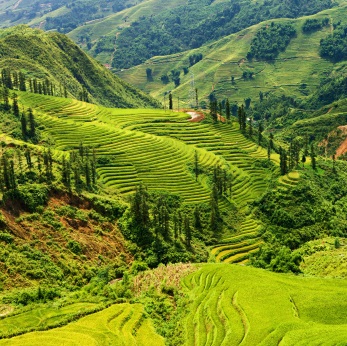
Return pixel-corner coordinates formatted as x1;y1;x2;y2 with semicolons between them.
320;21;347;62
247;23;297;61
0;0;142;32
110;0;333;68
0;26;159;108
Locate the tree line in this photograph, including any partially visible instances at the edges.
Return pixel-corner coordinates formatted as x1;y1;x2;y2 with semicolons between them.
0;142;98;195
1;68;90;102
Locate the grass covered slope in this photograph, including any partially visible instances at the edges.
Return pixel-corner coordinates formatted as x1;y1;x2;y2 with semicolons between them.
182;264;347;346
0;26;159;108
69;0;333;68
0;303;164;345
117;3;347;105
10;91;275;263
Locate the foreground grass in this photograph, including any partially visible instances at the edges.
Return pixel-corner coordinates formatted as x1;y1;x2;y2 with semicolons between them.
0;303;164;346
0;303;100;338
182;264;347;345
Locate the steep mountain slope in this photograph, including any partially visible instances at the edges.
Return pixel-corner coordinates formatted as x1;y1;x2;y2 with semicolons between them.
0;0;144;31
116;3;347;106
68;0;334;68
0;26;159;108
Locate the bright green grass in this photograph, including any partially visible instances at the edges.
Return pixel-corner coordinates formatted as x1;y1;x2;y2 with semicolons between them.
18;92;272;208
17;92;275;262
117;4;347;105
0;303;165;346
182;263;347;346
0;303;99;337
300;238;347;278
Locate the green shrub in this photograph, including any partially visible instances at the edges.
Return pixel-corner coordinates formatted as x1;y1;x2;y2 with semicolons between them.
0;211;6;229
91;197;126;220
67;240;83;255
0;232;13;244
5;184;48;212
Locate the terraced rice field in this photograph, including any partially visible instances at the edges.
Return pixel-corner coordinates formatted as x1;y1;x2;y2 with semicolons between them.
0;303;164;346
19;93;271;205
0;302;101;338
18;92;276;260
211;215;262;264
182;263;347;346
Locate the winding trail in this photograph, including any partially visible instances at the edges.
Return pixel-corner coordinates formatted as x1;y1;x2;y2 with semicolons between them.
12;0;23;10
187;111;205;122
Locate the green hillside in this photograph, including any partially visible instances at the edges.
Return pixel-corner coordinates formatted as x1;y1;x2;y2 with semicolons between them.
0;78;347;345
180;264;347;345
116;3;347;107
0;0;144;31
0;26;159;108
68;0;333;68
2;263;347;345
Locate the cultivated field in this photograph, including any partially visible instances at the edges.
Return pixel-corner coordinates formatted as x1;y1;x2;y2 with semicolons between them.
0;303;164;345
117;4;347;105
182;263;347;345
17;92;278;261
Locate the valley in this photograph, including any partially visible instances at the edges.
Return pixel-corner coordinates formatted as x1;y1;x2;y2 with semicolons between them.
0;0;347;345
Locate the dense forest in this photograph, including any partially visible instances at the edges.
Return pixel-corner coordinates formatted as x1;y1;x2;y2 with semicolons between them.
247;22;296;61
320;22;347;62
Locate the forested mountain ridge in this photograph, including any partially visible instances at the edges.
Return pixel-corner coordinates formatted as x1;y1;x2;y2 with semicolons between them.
117;4;345;106
0;26;160;108
68;0;334;68
0;0;144;32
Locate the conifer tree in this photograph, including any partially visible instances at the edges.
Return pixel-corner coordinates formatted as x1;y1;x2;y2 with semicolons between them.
248;116;253;137
279;147;288;176
12;71;18;89
79;142;84;161
9;160;16;190
131;184;150;243
2;155;11;190
193;206;203;232
28;108;36;139
12;93;19;117
184;215;192;248
85;162;91;189
33;79;38;94
210;183;220;236
301;154;306;169
19;72;26;91
269;133;274;150
210;99;218;123
173;212;179;240
20;112;27;139
2;86;10;111
258;122;263;145
169;93;173;110
225;98;231;122
194;150;199;181
24;148;32;170
310;143;316;170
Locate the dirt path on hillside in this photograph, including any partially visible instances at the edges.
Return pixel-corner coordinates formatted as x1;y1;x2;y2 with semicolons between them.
336;125;347;157
0;305;14;317
13;0;22;10
186;111;205;122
